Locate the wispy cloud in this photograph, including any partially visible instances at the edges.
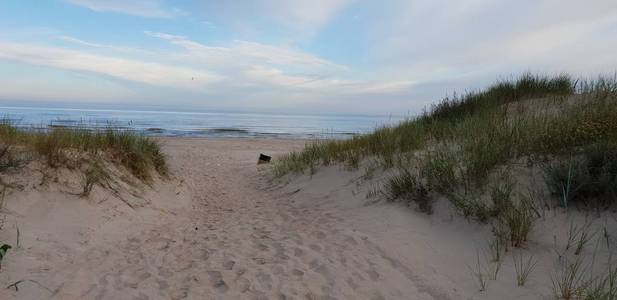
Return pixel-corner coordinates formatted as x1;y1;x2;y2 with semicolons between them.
242;65;414;94
143;31;186;40
65;0;181;18
233;41;347;70
0;42;220;89
59;36;154;54
142;31;412;95
145;31;347;72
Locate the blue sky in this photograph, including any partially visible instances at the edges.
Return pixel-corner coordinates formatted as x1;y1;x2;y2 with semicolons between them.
1;0;617;114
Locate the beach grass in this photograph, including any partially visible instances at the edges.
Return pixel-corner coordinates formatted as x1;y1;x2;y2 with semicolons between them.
513;251;538;286
0;123;167;181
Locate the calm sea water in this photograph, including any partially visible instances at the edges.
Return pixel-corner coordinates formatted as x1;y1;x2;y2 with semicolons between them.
0;106;405;139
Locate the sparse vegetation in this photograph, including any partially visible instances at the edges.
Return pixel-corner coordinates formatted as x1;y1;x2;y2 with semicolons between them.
470;251;488;292
575;224;597;256
488;230;507;262
584;256;617;300
488;259;502;281
513;251;537;286
553;257;589;299
552;231;617;299
566;221;584;252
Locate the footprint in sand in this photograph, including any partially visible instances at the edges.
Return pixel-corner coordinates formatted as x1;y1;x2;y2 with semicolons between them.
157;279;169;290
312;231;327;239
158;267;174;278
118;268;151;289
366;269;380;281
346;277;359;289
132;292;149;300
343;235;358;246
256;272;273;291
222;260;235;270
255;243;269;251
206;271;229;293
309;243;322;252
293;247;305;257
235;277;251;293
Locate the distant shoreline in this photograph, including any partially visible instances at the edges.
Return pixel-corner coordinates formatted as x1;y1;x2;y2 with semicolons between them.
1;105;402;139
7;123;359;140
0;104;407;119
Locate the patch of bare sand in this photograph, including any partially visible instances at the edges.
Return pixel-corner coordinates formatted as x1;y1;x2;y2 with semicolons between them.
0;138;615;299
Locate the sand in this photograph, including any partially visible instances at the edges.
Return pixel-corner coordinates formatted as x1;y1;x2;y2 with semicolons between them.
0;138;615;299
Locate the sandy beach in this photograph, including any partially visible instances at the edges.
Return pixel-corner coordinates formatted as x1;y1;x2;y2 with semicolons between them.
3;2;617;299
0;137;615;299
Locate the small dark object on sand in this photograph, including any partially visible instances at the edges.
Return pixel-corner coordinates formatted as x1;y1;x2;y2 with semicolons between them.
258;154;272;164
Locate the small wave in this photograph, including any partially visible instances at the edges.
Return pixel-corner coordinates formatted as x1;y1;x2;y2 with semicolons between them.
47;124;133;132
145;127;165;133
52;119;79;124
48;124;71;129
203;128;250;134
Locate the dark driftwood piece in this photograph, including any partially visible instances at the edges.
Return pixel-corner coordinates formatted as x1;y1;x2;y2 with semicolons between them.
258;154;272;164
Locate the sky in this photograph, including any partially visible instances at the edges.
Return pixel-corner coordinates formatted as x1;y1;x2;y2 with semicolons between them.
0;0;616;115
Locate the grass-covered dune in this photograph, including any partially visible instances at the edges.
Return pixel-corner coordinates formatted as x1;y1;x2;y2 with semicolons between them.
274;73;617;212
0;124;167;192
273;73;617;297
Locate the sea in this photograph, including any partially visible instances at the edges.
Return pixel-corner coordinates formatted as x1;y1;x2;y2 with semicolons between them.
0;105;406;139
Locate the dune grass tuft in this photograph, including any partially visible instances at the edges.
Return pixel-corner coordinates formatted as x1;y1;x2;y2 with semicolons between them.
513;251;538;286
81;162;111;197
553;257;589;299
384;168;432;213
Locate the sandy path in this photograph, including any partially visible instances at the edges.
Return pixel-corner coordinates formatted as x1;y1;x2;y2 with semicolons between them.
120;138;438;299
0;138;444;299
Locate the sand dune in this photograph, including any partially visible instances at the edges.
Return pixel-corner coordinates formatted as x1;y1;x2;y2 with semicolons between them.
0;138;615;299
